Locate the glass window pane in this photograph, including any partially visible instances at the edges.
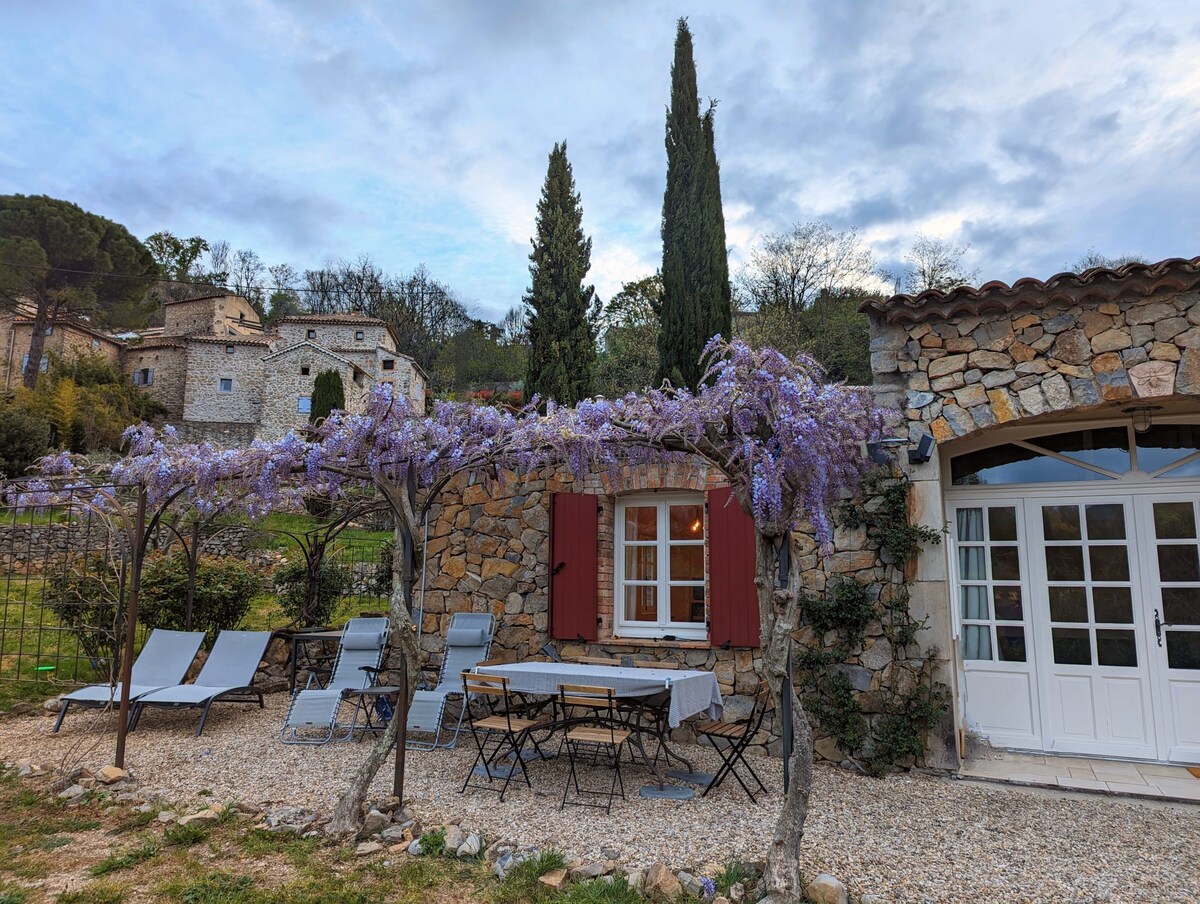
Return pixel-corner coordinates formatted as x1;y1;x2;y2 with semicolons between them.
1159;457;1200;478
956;508;984;542
1135;424;1200;472
1096;629;1138;667
1029;427;1130;474
624;506;657;541
990;546;1020;581
669;504;704;540
987;507;1018;541
1052;627;1092;665
1046;546;1085;581
1166;632;1200;670
961;585;989;620
962;624;992;660
1089;546;1130;582
1085;504;1126;540
1093;586;1134;624
958;546;986;580
1042;506;1081;540
951;444;1111;485
624;547;656;581
624;585;657;622
993;586;1023;621
1162;587;1200;625
1158;545;1200;582
1049;586;1088;622
996;626;1027;662
1154;502;1196;540
669;585;706;623
669;545;704;581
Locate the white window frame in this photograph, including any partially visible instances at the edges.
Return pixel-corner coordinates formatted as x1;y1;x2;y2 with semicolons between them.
614;492;707;641
218;378;233;393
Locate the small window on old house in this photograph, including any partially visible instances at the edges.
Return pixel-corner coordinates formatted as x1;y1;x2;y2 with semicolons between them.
297;396;311;414
381;359;395;371
219;378;233;393
44;325;53;335
225;344;235;354
91;338;100;350
133;367;153;386
301;366;310;376
355;330;364;341
306;329;317;340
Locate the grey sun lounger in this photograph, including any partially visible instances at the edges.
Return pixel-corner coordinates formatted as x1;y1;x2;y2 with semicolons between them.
406;611;495;750
53;629;205;732
130;630;273;736
280;617;389;745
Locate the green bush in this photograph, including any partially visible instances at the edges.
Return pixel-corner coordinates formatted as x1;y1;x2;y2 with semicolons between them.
0;403;50;478
274;558;351;628
42;557;123;680
139;552;260;644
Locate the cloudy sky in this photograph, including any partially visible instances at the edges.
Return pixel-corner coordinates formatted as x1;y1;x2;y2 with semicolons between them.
2;1;1197;320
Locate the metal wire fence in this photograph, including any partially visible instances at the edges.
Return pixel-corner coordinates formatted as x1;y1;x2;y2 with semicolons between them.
0;489;393;687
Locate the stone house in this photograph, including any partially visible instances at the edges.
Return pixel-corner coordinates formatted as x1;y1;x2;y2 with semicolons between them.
0;306;123;389
417;256;1200;772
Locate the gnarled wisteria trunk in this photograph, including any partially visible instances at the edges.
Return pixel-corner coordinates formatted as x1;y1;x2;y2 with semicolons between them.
757;531;813;904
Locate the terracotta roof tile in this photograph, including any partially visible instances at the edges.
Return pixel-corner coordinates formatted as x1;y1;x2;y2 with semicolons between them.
860;256;1200;324
280;313;385;325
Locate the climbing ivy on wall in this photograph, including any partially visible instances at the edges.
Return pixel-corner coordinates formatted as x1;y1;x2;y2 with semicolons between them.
797;467;949;776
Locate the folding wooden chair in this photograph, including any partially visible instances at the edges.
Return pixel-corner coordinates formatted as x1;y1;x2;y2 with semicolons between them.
556;684;631;814
459;671;549;802
695;681;770;802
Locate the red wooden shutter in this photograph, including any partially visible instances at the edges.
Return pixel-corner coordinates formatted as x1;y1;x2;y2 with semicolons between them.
549;492;599;641
708;486;760;648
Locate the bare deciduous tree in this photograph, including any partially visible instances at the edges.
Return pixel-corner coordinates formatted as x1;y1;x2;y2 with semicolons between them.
900;234;979;295
737;222;877;315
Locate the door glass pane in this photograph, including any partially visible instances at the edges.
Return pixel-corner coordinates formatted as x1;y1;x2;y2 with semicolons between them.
624;585;657;622
951;445;1110;485
624;506;657;541
1159;457;1200;478
961;585;989;620
990;546;1020;581
624;547;656;581
1153;502;1196;540
1042;506;1081;540
1093;586;1134;623
987;507;1017;541
995;626;1026;662
1096;629;1138;667
1166;632;1200;669
1085;504;1126;540
1052;627;1092;665
668;504;704;540
1031;427;1131;473
958;546;986;580
993;586;1023;621
1046;546;1085;581
1135;424;1200;472
1089;546;1130;582
1049;586;1088;622
1158;545;1200;582
669;585;706;623
669;545;704;581
1162;587;1200;625
956;508;983;542
962;624;992;660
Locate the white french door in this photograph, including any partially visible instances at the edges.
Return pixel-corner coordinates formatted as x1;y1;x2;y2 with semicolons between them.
1026;497;1158;759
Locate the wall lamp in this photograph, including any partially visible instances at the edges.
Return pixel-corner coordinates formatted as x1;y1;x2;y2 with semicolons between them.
863;433;936;466
1122;404;1162;434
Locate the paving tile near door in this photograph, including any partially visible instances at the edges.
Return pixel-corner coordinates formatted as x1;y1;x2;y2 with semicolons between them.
961;750;1200;802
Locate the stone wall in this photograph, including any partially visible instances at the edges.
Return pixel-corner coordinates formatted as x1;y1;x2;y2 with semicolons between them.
0;315;123;388
277;320;392;352
164;295;261;337
181;340;265;424
258;345;367;440
123;343;187;418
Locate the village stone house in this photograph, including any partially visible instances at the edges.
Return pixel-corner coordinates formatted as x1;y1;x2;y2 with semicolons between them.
1;293;428;443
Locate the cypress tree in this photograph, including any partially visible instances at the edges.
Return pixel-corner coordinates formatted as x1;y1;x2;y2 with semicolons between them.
658;18;732;390
310;369;345;423
524;141;597;407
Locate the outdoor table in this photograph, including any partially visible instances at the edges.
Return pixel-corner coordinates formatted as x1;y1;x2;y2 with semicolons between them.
475;661;723;800
288;629;343;693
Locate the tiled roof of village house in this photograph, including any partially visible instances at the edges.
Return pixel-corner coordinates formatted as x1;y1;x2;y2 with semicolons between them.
859;255;1200;324
280;313;386;325
186;335;272;347
163;292;231;305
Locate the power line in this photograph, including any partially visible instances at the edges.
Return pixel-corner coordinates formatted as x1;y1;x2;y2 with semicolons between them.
0;258;316;297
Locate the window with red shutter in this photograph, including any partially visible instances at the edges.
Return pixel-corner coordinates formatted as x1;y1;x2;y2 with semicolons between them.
708;487;760;648
549;493;599;641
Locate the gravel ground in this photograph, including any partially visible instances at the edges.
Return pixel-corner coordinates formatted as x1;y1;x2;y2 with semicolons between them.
3;698;1199;903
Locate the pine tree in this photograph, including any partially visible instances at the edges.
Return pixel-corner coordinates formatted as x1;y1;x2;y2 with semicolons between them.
310;369;345;424
658;18;732;390
524;141;597;407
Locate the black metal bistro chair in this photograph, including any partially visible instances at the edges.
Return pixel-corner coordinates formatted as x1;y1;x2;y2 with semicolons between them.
694;681;771;802
556;683;631;814
459;671;549;802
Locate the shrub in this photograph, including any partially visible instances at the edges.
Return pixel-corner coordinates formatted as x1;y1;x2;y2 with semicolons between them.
139;552;260;644
274;558;351;628
0;403;50;478
42;556;123;680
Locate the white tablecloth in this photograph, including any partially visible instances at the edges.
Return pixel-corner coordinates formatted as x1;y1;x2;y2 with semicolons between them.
475;661;723;728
